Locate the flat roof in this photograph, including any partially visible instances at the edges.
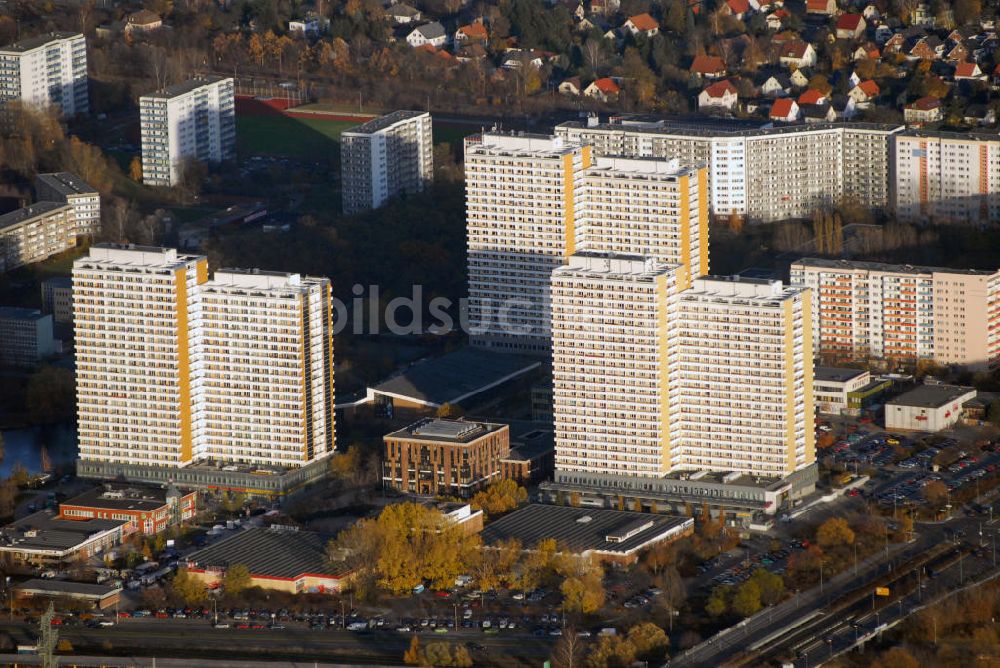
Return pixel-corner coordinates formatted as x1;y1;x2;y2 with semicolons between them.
480;505;692;556
0;32;81;53
792;257;997;277
370;347;541;408
557;118;903;138
814;366;868;383
142;76;230;100
61;484;184;514
0;512;125;553
14;579;119;599
35;172;98;197
0;307;46;322
344;110;428;135
187;527;347;580
887;384;976;409
386;418;506;443
0;202;72;231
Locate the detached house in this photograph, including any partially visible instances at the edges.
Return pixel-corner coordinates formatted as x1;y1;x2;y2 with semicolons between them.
904;96;943;124
456;22;488;43
779;41;818;68
848;79;879;106
798;88;827;105
125;9;162;35
690;55;728;79
559;77;582;95
387;3;421;24
624;13;660;37
835;14;866;40
698;79;739;110
406;22;448;48
770;98;800;122
584;77;621;102
806;0;837;15
954;62;985;81
759;72;792;97
722;0;752;20
853;42;880;60
909;35;944;60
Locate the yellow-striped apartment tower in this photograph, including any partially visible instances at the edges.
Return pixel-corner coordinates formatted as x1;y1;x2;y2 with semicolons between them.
200;270;336;467
73;245;337;471
464;132;591;354
464;133;708;354
576;156;709;283
73;244;208;467
551;253;685;476
675;277;814;477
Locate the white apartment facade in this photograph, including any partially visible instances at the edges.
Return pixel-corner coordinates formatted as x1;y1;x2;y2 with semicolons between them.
340;110;433;214
577;156;709;276
140;76;235;187
0;32;88;116
674;277;814;477
555;120;902;223
73;245;337;471
200;270;336;467
464;133;592;354
74;245;208;468
551;254;683;477
35;172;101;237
464;132;707;354
551;257;815;481
790;258;1000;369
894;130;1000;223
0;202;76;273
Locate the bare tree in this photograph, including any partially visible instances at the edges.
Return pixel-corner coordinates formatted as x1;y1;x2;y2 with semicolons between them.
103;197;138;243
551;628;585;668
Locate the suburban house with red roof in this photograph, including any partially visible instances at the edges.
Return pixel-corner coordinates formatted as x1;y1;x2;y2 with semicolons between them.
798;88;827;105
806;0;837;14
769;98;800;122
766;9;790;30
904;96;942;124
954;62;985;81
584;77;621;102
853;42;880;60
623;13;659;36
690;55;728;79
722;0;751;20
698;79;739;110
779;41;817;68
455;22;488;43
835;14;866;39
848;79;880;106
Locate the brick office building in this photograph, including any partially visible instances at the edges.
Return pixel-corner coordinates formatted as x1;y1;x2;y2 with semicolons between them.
383;418;510;497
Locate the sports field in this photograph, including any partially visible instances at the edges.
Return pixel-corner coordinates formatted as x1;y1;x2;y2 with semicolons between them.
235;113;473;159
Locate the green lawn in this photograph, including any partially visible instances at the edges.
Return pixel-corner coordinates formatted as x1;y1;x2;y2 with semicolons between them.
236;114;474;160
236;115;355;159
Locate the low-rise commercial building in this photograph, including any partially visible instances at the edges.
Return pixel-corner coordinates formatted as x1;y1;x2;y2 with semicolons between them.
885;384;977;432
185;527;350;594
500;429;555;486
0;202;76;273
0;511;125;565
14;579;121;610
383;418;510;497
814;367;871;414
0;307;56;367
60;484;196;536
480;505;693;564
